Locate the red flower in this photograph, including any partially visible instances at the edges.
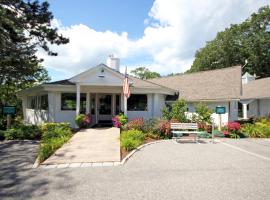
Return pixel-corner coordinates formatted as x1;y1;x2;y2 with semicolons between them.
223;131;229;136
227;122;241;131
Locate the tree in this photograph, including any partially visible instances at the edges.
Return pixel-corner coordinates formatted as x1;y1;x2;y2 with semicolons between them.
0;0;69;106
130;67;161;79
171;99;188;122
165;72;183;77
188;6;270;78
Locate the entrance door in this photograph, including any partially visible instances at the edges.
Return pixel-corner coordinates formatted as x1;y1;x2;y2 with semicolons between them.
98;94;112;123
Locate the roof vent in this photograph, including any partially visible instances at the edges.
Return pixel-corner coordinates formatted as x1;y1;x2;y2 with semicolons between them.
106;55;120;71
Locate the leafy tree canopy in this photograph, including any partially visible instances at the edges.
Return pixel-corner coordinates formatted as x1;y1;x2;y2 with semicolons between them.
188;6;270;78
130;67;161;79
0;0;69;105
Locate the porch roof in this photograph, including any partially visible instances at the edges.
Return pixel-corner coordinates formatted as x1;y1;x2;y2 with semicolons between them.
18;64;177;96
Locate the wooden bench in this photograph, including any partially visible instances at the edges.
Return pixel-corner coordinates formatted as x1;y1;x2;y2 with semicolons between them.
171;123;201;143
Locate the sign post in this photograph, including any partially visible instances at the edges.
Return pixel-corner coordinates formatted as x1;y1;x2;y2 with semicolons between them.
215;106;226;131
2;106;16;129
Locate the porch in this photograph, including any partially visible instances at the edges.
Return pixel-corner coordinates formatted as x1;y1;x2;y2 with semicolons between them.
74;86;124;125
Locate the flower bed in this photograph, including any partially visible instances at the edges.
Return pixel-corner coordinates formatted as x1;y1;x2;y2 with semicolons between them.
38;123;73;163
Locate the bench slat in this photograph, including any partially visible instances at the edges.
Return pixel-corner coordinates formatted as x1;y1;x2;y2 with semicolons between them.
171;123;198;130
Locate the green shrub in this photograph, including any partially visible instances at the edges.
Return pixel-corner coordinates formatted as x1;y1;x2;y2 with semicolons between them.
75;114;92;128
38;136;71;162
120;130;145;151
41;123;70;132
194;103;213;124
112;113;128;128
0;130;5;140
198;131;212;138
171;99;188;122
162;99;187;122
124;118;144;131
241;120;270;138
118;113;128;126
212;130;225;137
162;106;172;120
42;126;72;141
3;125;41;140
75;114;85;128
38;123;73;162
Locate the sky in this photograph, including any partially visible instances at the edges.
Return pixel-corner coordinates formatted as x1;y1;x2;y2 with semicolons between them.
38;0;270;81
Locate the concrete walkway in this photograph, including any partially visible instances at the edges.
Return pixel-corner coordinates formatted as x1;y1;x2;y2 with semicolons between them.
43;127;120;165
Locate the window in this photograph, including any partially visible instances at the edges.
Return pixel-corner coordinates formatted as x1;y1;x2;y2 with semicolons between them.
40;95;48;110
90;94;96;115
27;96;37;109
27;95;48;110
61;93;86;112
99;94;112;115
165;94;178;101
116;94;121;114
127;94;147;111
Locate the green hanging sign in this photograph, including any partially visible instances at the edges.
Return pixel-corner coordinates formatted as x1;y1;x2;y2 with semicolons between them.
2;106;16;115
215;106;226;114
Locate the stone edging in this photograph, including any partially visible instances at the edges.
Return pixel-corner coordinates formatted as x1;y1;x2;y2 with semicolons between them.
32;140;168;169
37;161;121;169
120;140;169;165
34;138;217;169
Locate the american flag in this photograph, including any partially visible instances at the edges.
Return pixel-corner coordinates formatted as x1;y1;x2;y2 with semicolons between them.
123;67;130;98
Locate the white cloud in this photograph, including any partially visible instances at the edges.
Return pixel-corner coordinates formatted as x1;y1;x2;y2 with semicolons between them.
38;0;270;79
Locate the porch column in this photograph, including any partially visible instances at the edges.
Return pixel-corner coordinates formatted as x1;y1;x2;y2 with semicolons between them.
95;93;98;123
76;84;80;116
242;103;248;119
86;93;90;114
112;94;116;116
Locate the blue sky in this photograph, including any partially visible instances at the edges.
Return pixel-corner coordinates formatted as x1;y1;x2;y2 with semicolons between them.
47;0;153;39
39;0;270;81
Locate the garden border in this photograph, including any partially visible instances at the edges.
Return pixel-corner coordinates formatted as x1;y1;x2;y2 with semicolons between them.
120;139;170;165
32;138;222;169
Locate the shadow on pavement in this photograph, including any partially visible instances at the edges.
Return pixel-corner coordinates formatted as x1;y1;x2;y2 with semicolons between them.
0;140;75;199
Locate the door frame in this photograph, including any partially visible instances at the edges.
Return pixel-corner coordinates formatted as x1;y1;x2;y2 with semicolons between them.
97;93;113;122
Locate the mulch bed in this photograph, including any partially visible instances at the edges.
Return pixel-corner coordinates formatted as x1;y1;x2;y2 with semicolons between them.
120;137;159;160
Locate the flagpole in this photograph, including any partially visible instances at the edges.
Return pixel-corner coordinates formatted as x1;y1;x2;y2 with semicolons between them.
124;95;127;116
123;66;129;116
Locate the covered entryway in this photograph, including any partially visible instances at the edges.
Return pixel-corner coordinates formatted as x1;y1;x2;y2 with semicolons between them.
96;93;121;124
87;93;121;125
43;127;120;165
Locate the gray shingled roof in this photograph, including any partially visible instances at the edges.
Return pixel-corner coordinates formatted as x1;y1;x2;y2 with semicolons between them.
46;79;75;85
149;66;242;101
242;77;270;99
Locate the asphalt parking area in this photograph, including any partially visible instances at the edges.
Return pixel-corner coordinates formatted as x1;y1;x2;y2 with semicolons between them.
0;139;270;200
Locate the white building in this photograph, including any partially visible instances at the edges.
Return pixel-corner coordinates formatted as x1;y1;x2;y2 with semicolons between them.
18;59;269;128
240;73;270;119
18;57;176;127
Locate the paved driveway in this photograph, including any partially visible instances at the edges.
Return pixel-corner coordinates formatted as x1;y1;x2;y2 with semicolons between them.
1;139;270;200
43;127;120;165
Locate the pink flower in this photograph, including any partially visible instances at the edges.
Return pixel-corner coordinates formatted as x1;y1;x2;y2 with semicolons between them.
223;131;229;136
227;122;241;131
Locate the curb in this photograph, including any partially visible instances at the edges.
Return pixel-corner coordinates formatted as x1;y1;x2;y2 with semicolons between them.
32;157;40;169
35;140;168;169
38;161;121;169
120;140;169;165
